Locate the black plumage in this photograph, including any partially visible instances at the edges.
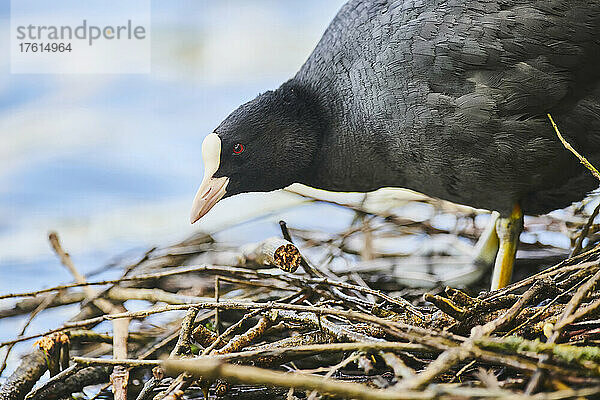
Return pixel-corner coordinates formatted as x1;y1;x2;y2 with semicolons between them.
201;0;600;219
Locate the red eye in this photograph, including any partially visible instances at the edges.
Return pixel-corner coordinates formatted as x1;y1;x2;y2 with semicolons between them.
233;143;244;155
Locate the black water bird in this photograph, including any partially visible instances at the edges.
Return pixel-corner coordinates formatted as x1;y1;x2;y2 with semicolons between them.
191;0;600;289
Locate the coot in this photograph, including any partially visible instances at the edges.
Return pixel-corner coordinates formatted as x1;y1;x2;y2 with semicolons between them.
191;0;600;290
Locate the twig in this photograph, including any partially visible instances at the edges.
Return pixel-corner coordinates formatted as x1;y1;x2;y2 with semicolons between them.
215;276;221;335
241;237;303;273
74;342;428;367
24;364;82;399
572;202;600;256
212;312;275;355
399;281;546;390
165;358;410;400
0;292;56;375
0;265;263;300
547;113;600;181
527;269;600;393
27;366;111;400
279;220;294;242
170;307;199;357
49;232;130;400
163;358;586;400
0;349;48;400
0;264;420;317
307;352;362;400
0;298;459;349
202;310;262;355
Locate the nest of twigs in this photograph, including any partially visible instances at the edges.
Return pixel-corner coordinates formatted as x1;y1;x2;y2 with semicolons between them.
2;189;600;400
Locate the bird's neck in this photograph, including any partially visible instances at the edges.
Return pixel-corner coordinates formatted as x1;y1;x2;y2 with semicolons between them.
269;81;328;186
288;80;405;193
303;133;402;193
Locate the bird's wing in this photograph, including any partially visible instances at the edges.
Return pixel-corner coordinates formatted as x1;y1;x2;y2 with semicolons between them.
418;0;600;117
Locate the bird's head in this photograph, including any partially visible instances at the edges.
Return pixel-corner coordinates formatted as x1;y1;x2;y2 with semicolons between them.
190;83;322;224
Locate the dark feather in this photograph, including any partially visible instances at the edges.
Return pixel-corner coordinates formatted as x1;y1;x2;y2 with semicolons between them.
291;0;600;215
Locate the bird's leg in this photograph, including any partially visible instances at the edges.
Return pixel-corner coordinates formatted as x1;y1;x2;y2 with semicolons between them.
490;204;524;291
472;211;500;268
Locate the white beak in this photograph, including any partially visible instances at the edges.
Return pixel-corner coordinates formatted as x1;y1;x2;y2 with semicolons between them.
190;133;229;224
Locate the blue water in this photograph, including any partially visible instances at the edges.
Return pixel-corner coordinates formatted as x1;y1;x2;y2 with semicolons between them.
0;0;348;377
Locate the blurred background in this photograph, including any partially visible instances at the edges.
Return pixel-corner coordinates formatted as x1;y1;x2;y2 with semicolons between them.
0;1;349;292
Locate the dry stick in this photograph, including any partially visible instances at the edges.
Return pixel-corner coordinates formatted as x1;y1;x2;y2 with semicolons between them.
360;213;375;261
134;369;162;400
137;328;184;361
477;279;551;335
175;291;302;398
59;353;600;400
170;307;200;358
0;234;120;400
485;254;600;302
89;383;112;400
135;312;216;400
172;359;407;400
555;297;600;329
278;219;320;278
159;373;190;400
300;276;422;318
0;299;459;349
399;280;545;390
0;286;212;322
202;310;262;355
0;265;258;300
2;234;593;304
148;308;201;400
80;247;157;310
553;269;600;337
107;286;213;305
74;328;576;378
152;291;303;399
0;332;134;400
275;309;380;343
548;113;600;257
572;201;600;257
192;321;219;349
24;364;83;400
1;299;452;349
215;277;221;335
527;268;600;394
0;349;49;400
111;322;130;400
27;366;111;400
0;292;86;319
279;220;294;242
216;275;293;291
163;358;584;400
448;359;476;384
379;351;415;379
221;342;427;363
74;342;428;367
1;248;175;400
0;263;421;318
212;313;275;355
349;271;376;304
0;292;56;375
242;237;303;273
547;113;600;181
307;352;362;400
504;278;584;337
48;232;130;400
